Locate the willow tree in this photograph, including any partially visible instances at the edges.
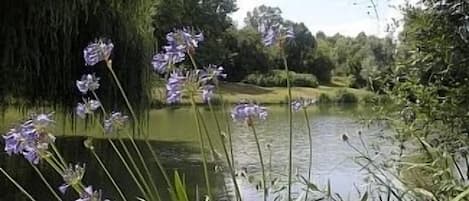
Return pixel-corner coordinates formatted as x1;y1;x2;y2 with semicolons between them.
0;0;154;114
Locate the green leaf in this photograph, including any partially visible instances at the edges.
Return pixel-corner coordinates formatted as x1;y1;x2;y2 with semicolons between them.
360;192;368;201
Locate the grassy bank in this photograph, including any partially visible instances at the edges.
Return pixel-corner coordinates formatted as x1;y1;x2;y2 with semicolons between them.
151;81;373;106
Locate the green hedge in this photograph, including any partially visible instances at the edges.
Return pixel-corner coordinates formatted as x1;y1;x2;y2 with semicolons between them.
243;70;319;88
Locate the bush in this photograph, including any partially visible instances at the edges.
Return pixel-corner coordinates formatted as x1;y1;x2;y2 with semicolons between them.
334;89;358;104
361;93;391;104
243;70;319;88
318;93;331;103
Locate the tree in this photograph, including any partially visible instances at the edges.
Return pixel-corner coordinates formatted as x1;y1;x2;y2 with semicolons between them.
284;21;317;73
245;5;283;30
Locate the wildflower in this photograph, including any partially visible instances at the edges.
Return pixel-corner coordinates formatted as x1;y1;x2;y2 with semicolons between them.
166;72;186;104
2;113;55;164
200;64;227;83
103;112;128;134
76;186;110;201
151;53;170;74
291;98;316;112
59;164;86;194
201;84;215;103
76;74;100;94
83;39;114;66
258;22;294;46
76;99;101;119
231;103;268;125
179;28;204;50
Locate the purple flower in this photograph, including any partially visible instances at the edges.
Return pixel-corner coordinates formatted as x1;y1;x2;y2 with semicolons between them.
291;98;316;112
201;84;215;103
262;27;278;46
76;99;101;119
258;22;294;46
231;103;268;124
2;113;55;164
59;164;86;194
103;112;128;134
76;74;100;94
83;39;114;66
180;28;204;49
166;72;186;104
151;53;169;74
75;186;110;201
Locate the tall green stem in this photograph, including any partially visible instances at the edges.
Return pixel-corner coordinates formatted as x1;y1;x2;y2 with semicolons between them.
0;168;37;201
90;92;158;200
282;49;293;201
250;123;267;201
302;108;312;201
215;82;235;168
90;149;128;201
30;164;62;201
108;138;152;200
105;62;165;199
208;102;243;201
190;97;212;200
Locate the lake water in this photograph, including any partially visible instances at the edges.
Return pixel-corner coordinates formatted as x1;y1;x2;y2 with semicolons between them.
0;105;392;201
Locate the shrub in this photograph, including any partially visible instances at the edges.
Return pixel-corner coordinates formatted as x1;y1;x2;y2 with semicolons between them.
243;70;319;88
334;89;358;104
361;93;391;104
317;93;331;103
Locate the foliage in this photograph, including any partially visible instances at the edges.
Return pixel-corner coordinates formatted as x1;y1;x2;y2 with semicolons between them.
372;0;469;200
334;89;358;104
0;0;154;113
243;70;319;88
317;93;332;104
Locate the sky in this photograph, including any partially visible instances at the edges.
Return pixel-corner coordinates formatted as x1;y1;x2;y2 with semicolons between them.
231;0;419;37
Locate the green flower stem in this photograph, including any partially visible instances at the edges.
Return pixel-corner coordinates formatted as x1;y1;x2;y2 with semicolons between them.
145;140;173;190
44;157;64;175
90;149;128;201
190;96;213;200
281;50;293;201
196;109;218;161
30;163;62;201
208;102;243;201
249;122;267;201
105;61;165;199
108;138;153;201
0;168;37;201
214;82;235;168
302;108;312;201
90;94;155;200
118;138;161;201
50;143;67;169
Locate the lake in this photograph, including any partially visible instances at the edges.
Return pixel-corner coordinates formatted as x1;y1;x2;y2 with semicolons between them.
0;104;392;201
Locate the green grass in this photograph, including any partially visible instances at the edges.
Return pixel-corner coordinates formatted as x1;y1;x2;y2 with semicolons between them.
151;80;372;105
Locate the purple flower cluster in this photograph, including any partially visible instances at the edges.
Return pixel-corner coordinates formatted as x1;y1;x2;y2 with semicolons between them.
76;99;101;119
3;113;55;164
258;23;294;47
152;29;203;74
103;112;129;134
231;103;268;123
166;72;186;104
291;98;316;112
76;74;100;94
83;39;114;66
165;65;227;104
59;164;86;194
76;186;110;201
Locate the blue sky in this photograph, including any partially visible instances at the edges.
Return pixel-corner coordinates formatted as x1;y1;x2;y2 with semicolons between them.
231;0;418;37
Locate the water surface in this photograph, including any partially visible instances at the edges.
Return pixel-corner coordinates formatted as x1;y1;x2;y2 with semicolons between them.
0;105;391;200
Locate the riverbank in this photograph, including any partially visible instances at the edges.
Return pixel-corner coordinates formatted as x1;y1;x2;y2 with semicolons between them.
150;81;373;106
